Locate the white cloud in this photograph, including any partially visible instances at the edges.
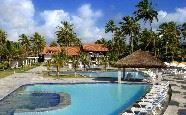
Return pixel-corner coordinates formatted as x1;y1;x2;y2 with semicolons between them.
72;4;104;43
40;4;105;43
0;1;107;43
151;7;186;28
0;0;35;41
39;10;70;40
158;8;186;24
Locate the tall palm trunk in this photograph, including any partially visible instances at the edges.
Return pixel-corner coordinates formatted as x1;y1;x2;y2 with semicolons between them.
131;33;134;54
150;25;156;56
57;65;60;79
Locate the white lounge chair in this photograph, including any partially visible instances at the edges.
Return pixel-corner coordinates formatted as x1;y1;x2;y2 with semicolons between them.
122;109;135;115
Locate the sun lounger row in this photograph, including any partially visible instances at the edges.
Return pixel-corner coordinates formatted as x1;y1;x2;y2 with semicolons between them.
122;81;169;115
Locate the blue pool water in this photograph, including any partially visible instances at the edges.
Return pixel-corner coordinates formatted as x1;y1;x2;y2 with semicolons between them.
78;71;144;79
9;83;148;115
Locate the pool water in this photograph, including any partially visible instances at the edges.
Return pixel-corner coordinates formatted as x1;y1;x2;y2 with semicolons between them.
1;83;148;115
0;87;62;115
78;71;144;79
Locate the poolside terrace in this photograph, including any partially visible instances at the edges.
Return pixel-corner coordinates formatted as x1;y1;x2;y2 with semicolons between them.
0;64;186;114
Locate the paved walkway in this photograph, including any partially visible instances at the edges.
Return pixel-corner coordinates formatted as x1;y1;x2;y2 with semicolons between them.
0;66;45;100
163;75;186;115
0;66;111;100
1;66;186;115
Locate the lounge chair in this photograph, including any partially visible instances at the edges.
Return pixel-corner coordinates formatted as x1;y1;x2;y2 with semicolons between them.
122;109;135;115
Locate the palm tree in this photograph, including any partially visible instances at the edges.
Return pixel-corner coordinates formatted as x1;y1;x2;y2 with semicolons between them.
79;52;90;71
181;22;186;40
158;22;181;60
0;30;7;60
4;41;20;67
72;57;79;72
113;28;127;57
100;55;109;71
52;50;67;78
95;38;107;45
139;28;158;51
18;34;30;57
71;56;79;77
105;20;116;33
120;16;140;53
134;0;158;55
134;0;158;26
30;32;46;56
0;29;7;45
46;60;51;70
50;41;58;47
105;20;117;45
56;21;80;47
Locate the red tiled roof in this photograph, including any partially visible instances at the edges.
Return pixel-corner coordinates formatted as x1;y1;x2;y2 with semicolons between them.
43;47;61;54
43;47;80;56
82;44;108;52
65;47;80;56
43;44;108;55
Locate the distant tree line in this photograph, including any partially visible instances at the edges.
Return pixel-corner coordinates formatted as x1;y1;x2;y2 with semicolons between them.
1;0;186;71
95;0;186;63
0;31;45;69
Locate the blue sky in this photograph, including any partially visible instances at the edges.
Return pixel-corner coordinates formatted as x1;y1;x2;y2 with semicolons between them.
0;0;186;43
32;0;186;27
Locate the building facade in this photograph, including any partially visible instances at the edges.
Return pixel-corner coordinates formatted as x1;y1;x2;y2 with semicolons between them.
42;44;108;68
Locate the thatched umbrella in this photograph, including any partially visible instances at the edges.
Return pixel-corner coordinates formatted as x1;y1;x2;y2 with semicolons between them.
114;49;166;81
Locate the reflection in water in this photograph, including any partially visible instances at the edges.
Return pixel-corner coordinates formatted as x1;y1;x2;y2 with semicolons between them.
117;84;122;101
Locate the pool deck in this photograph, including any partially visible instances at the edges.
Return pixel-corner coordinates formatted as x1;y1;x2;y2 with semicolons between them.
0;66;144;100
0;66;185;115
163;75;186;115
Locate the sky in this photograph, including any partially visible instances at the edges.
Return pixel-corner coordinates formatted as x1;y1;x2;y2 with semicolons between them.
0;0;186;43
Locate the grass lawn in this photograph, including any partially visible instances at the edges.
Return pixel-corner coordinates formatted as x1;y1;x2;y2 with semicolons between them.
0;64;40;78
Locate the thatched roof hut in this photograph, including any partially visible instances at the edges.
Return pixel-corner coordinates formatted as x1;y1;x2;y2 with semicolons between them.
114;49;166;68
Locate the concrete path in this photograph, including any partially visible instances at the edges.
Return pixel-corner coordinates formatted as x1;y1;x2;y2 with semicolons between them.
1;66;185;115
163;76;186;115
0;66;111;100
0;66;46;100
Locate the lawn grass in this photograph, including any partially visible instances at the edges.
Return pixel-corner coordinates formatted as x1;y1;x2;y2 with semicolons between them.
0;64;40;78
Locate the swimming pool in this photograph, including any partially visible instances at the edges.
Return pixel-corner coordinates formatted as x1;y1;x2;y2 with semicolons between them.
78;71;144;79
0;83;148;115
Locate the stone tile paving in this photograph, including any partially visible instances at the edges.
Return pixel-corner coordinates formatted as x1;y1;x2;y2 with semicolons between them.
163;76;186;115
1;66;186;115
0;66;106;100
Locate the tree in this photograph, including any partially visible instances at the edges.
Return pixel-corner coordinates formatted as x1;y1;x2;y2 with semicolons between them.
180;22;186;40
105;20;116;34
18;34;30;57
113;28;127;57
105;20;117;45
30;32;46;56
79;52;90;71
0;29;7;45
4;41;20;67
52;49;67;78
0;29;7;60
56;21;81;47
50;41;58;47
46;60;51;70
100;55;109;71
134;0;158;55
158;22;181;60
95;38;107;45
134;0;158;26
72;57;79;72
139;28;158;52
120;16;140;53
